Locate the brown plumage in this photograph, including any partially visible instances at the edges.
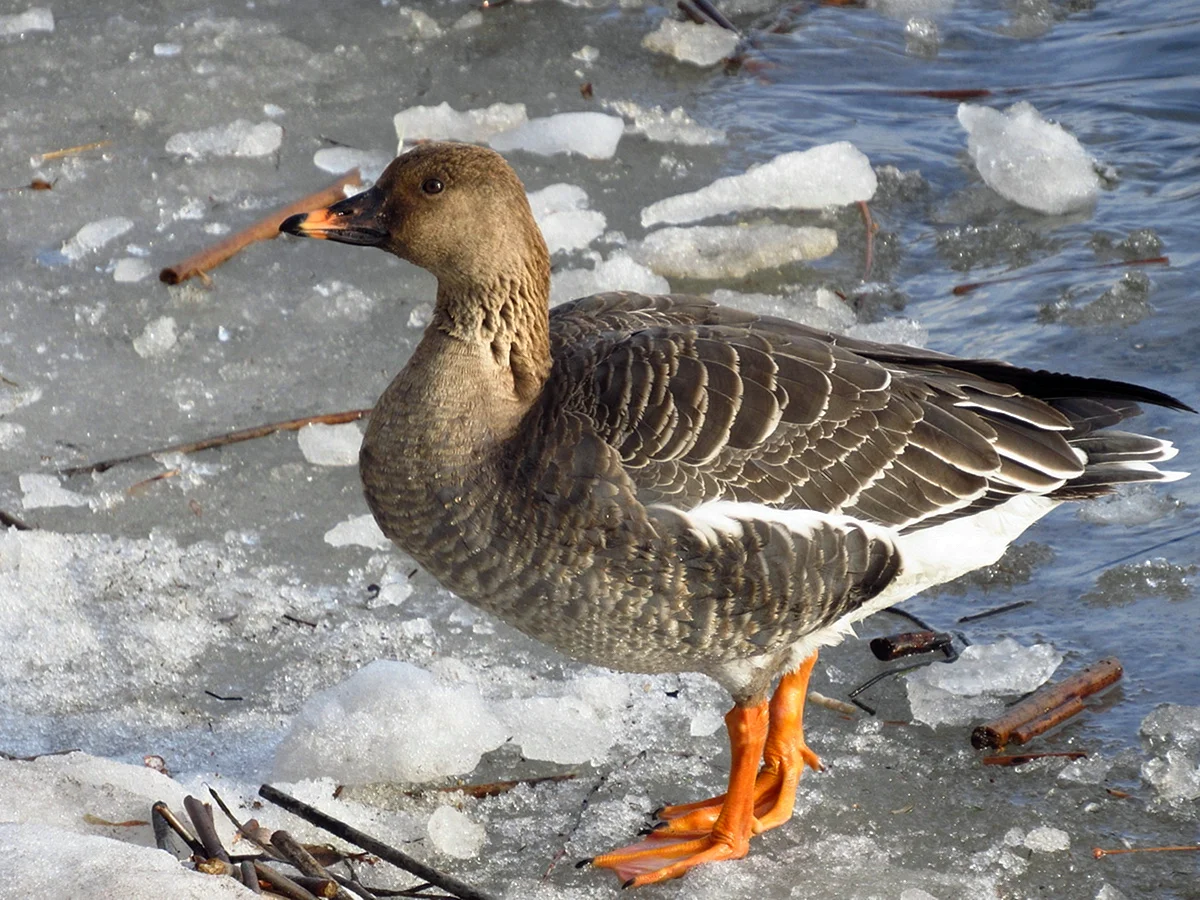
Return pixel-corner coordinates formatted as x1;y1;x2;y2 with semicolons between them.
281;141;1190;887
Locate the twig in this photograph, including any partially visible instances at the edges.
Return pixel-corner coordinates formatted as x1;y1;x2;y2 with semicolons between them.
185;795;232;863
808;691;857;716
982;751;1088;767
952;255;1169;296
271;831;362;900
241;860;263;893
404;772;577;800
151;800;206;856
0;509;34;531
31;140;113;164
259;784;498;900
856;200;875;281
957;600;1032;624
1093;844;1200;858
159;169;363;285
60;408;372;477
254;862;323;900
869;630;952;661
971;657;1123;750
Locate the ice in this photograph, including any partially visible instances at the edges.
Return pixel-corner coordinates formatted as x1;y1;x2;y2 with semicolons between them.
153;41;181;56
489;112;624;160
1082;558;1196;605
1096;887;1130;900
632;224;837;279
272;660;507;783
642;19;739;67
61;216;134;261
297;421;363;466
1077;484;1181;526
306;279;377;321
709;287;857;333
312;147;391;183
1039;270;1153;327
19;473;88;510
393;101;527;145
1058;753;1114;784
324;513;391;550
427;805;487;859
112;257;153;282
165;119;284;159
1139;704;1200;807
395;6;443;39
0;422;26;450
527;184;606;254
604;100;726;146
498;695;616;765
641;143;877;227
958;101;1100;215
0;7;54;36
846;317;929;348
905;639;1063;727
1023;826;1070;852
868;0;955;17
132;315;178;359
549;251;669;304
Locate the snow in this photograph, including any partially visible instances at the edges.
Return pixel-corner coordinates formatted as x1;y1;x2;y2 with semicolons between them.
1023;826;1070;852
61;216;134;261
313;147;391;183
489;112;625;160
642;19;739;67
394;101;528;145
428;805;487;859
0;7;53;36
165;120;284;159
19;473;88;509
297;421;362;467
905;639;1063;727
132;316;178;359
528;184;607;254
632;224;837;279
605;100;726;146
641;143;878;227
112;257;153;282
272;660;508;784
323;513;391;550
957;101;1100;215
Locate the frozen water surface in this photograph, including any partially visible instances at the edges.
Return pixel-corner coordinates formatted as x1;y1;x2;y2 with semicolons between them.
1;1;1198;898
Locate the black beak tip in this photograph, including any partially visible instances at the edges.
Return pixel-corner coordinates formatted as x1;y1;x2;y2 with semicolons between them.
279;213;308;236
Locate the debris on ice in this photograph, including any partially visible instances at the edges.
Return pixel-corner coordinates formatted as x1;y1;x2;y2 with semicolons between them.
632;223;837;279
604;100;726;146
313;147;391;183
958;101;1100;215
165;119;283;159
394;102;527;146
1023;826;1070;852
642;18;739;67
527;184;606;254
112;257;153;282
641;143;877;227
19;474;88;510
61;217;134;261
132;316;178;359
550;251;669;305
0;7;54;36
1139;703;1200;807
272;660;507;783
427;805;486;859
323;513;391;550
489;112;624;160
906;639;1063;727
297;422;362;467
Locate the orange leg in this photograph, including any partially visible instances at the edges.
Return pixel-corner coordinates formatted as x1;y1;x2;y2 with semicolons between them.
654;652;823;836
591;702;769;887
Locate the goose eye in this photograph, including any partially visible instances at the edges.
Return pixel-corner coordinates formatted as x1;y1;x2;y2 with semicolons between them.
421;177;444;195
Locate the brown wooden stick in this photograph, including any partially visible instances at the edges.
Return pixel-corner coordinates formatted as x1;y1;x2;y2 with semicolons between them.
0;509;34;530
1093;844;1200;858
185;795;231;863
982;751;1088;767
971;657;1123;751
869;630;952;661
60;408;372;477
151;801;206;856
254;862;323;900
271;831;360;900
857;200;875;282
32;140;112;164
160;169;363;285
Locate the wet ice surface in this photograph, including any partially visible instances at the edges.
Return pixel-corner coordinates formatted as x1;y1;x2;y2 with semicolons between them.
2;1;1199;898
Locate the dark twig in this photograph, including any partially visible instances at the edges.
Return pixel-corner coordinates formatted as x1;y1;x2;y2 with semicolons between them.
957;600;1033;624
0;509;33;530
259;784;497;900
185;795;231;863
240;860;263;893
856;200;875;281
60;408;372;477
982;751;1087;766
272;830;362;900
254;861;323;900
151;800;206;856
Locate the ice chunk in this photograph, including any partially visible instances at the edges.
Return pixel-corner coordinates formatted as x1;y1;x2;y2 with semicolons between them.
906;639;1063;727
1058;753;1114;784
427;805;486;858
396;6;443;39
0;7;54;36
550;251;670;305
527;184;606;254
394;102;527;146
642;19;739;67
632;224;837;279
165;119;283;158
605;100;726;146
297;422;362;467
132;316;178;358
1039;270;1152;327
1024;826;1070;852
307;280;376;321
0;422;25;450
1139;704;1200;807
153;42;181;56
313;147;391;183
273;660;507;783
490;112;624;160
20;474;88;510
958;101;1100;215
1096;887;1130;900
324;513;391;550
61;217;134;261
1083;558;1196;606
641;143;877;227
112;257;153;282
1077;484;1180;526
499;695;616;765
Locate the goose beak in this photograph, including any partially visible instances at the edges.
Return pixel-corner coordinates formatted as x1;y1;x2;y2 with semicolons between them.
280;186;387;246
